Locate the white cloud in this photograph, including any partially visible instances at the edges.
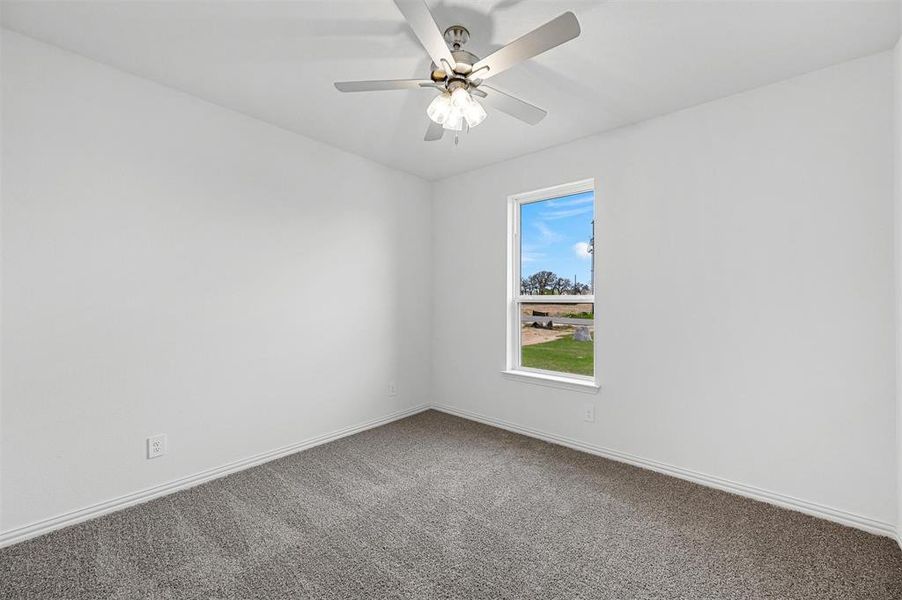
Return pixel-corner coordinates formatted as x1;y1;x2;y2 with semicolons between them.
521;245;544;264
533;221;561;243
573;242;591;259
545;195;593;208
542;206;594;220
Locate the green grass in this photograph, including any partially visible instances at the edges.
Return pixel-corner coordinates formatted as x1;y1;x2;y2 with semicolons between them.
562;312;594;320
521;335;594;376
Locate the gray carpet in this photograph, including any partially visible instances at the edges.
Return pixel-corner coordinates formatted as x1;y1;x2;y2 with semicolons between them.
1;410;900;599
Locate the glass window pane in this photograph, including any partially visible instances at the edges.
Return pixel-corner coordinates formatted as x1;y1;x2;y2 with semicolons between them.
520;302;594;377
520;191;594;296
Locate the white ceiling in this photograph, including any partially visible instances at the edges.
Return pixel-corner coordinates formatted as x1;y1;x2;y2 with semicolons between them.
2;0;900;180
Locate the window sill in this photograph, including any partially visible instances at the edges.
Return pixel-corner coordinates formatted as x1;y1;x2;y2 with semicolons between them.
501;370;600;394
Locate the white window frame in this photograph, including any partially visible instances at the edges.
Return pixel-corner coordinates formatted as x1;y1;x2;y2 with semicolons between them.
504;178;599;393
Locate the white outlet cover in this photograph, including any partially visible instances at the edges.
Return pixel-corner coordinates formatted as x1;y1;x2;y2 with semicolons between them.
583;404;595;423
388;382;397;396
147;434;167;459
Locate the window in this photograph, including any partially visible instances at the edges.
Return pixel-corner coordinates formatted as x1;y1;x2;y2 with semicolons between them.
506;179;598;390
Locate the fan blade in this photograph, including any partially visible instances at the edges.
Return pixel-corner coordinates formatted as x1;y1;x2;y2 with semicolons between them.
478;85;547;125
393;0;456;70
334;79;434;92
425;120;444;141
471;12;580;80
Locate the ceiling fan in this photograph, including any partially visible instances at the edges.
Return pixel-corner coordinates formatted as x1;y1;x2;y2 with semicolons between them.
334;0;581;142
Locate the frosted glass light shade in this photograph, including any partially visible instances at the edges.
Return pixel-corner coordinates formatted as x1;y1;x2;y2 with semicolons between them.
426;93;453;125
462;98;487;127
450;87;471;109
443;108;464;131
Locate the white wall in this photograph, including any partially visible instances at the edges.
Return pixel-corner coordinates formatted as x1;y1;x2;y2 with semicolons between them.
0;31;432;534
433;52;897;532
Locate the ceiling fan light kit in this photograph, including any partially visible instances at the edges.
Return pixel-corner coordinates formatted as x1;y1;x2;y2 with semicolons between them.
334;0;580;142
427;85;487;130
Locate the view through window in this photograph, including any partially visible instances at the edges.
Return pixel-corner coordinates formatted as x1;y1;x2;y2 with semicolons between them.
510;183;595;380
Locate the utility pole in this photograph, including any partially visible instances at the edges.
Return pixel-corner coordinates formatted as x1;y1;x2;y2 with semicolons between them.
588;219;595;292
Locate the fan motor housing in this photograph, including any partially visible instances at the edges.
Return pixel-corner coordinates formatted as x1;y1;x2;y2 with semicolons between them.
431;49;479;78
452;49;478;73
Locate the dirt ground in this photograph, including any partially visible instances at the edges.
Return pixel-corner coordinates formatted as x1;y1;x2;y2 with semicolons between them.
521;325;573;346
520;303;592;317
520;303;594;346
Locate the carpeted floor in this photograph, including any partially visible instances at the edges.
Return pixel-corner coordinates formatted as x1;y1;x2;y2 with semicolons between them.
1;410;901;599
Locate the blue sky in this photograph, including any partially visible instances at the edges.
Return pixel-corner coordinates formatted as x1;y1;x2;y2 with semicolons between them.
520;190;594;286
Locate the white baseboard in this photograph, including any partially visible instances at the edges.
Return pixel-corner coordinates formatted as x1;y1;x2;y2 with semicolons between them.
432;404;897;540
0;404;430;548
2;402;896;548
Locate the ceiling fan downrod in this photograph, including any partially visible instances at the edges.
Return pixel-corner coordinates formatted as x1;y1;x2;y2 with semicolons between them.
443;25;469;50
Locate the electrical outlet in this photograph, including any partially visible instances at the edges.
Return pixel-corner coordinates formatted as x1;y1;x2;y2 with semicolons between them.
388;382;398;396
147;434;167;459
583;404;595;423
